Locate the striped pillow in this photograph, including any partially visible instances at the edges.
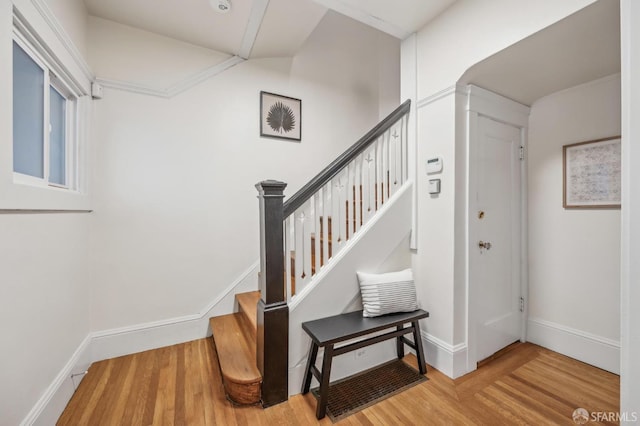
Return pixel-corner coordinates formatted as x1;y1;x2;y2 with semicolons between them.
356;269;418;317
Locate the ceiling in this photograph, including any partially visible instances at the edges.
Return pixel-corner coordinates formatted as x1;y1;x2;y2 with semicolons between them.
83;0;620;105
83;0;458;58
459;0;620;106
309;0;457;39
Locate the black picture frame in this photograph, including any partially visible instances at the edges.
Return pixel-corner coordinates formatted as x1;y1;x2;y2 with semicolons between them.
260;91;301;141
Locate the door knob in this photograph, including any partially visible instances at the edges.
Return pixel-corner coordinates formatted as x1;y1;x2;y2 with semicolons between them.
478;240;492;250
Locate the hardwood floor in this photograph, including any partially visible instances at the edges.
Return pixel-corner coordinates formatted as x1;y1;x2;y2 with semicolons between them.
58;340;620;425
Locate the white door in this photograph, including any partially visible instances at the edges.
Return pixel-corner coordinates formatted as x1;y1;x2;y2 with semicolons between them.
473;116;522;362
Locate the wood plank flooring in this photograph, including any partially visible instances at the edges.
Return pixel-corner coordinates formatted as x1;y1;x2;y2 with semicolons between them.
58;340;620;425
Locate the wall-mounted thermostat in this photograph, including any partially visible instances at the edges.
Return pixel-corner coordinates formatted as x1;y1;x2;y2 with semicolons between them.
426;157;443;174
428;179;441;194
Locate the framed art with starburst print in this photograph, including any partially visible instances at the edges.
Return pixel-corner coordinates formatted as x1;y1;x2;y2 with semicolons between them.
260;91;301;141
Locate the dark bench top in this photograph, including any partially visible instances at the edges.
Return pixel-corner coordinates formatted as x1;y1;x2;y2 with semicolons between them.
301;309;429;346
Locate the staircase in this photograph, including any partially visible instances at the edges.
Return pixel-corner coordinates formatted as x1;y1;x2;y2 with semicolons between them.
209;291;261;404
208;100;411;407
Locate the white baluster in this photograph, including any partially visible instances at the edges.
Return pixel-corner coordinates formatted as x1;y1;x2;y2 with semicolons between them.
354;154;362;234
373;137;379;211
344;167;350;239
391;125;400;191
381;131;388;204
364;149;374;219
313;191;321;276
322;181;331;264
284;215;293;301
402;115;408;183
293;210;304;297
334;175;345;245
385;129;391;200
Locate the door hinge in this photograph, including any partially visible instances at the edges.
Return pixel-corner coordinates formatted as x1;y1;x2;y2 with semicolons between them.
519;297;524;312
519;146;524;161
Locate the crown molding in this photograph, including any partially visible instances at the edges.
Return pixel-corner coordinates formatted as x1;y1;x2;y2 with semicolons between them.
311;0;410;39
29;0;94;82
167;55;245;96
96;56;245;99
417;84;467;109
238;0;270;59
94;77;168;98
28;0;245;98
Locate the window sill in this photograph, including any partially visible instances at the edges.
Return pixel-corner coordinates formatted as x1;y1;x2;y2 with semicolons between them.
0;176;91;212
14;172;72;192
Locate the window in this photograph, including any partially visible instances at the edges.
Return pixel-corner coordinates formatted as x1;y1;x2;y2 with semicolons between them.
12;35;78;190
1;5;90;211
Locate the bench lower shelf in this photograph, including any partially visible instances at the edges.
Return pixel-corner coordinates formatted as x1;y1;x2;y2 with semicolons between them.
310;358;427;422
301;309;429;419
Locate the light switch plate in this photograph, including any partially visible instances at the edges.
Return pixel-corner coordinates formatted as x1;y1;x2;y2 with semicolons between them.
428;178;441;194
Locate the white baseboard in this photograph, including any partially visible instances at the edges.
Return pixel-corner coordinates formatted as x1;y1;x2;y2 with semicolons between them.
421;332;468;379
288;327;471;397
23;262;259;426
21;335;91;426
89;260;259;362
527;317;620;374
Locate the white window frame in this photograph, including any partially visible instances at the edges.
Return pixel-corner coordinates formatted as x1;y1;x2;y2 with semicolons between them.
12;28;79;192
0;4;91;211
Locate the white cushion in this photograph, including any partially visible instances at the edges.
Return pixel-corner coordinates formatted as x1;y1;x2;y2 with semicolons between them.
356;268;418;317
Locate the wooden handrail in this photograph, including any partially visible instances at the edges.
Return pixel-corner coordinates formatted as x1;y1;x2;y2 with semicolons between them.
283;99;411;218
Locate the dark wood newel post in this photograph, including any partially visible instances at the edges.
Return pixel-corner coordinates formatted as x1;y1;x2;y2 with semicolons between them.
255;180;289;407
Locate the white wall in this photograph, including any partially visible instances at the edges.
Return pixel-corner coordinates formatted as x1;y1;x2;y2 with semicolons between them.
44;0;88;57
87;11;400;332
0;214;92;426
0;1;92;425
620;0;640;417
0;213;90;425
86;16;231;89
415;0;598;98
527;74;621;373
414;93;457;345
405;0;597;377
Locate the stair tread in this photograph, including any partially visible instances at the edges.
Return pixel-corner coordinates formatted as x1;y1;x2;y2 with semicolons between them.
209;313;261;386
236;291;260;333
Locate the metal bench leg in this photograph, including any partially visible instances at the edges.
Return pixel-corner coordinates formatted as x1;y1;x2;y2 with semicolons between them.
316;344;334;419
412;320;427;374
302;341;319;394
396;325;405;359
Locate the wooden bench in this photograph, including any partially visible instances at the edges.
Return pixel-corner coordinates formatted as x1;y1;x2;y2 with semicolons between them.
301;309;429;419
